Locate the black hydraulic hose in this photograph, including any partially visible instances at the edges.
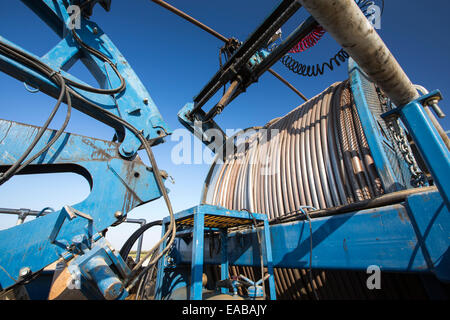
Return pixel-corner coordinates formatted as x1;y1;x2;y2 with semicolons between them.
270;186;437;225
0;41;72;185
68;30;126;95
13;101;72;176
67;88;177;290
0;33;176;287
119;220;162;260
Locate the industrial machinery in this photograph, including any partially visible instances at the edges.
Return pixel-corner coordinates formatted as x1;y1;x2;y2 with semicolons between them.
0;0;449;300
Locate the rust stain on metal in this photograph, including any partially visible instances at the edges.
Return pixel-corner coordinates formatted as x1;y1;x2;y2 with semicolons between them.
397;209;410;223
81;138;113;160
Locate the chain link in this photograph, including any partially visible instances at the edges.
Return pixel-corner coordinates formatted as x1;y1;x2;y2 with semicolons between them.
377;89;426;187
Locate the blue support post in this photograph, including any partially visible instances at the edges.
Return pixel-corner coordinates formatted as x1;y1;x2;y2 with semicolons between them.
220;229;229;294
382;91;450;209
398;99;450;209
190;212;205;300
263;219;276;300
155;205;277;300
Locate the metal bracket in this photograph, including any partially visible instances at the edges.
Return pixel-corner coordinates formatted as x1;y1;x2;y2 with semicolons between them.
381;90;443;121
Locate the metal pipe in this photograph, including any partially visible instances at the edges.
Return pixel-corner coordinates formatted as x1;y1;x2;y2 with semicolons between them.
149;0;307;102
150;0;228;42
0;207;44;225
268;68;307;102
124;218;147;263
0;208;41;216
298;0;419;107
204;79;241;121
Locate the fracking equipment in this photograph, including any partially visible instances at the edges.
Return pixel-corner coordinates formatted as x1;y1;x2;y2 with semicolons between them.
0;0;449;300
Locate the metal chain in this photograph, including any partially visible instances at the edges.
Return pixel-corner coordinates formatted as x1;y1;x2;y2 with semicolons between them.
377;89;426;187
387;119;425;187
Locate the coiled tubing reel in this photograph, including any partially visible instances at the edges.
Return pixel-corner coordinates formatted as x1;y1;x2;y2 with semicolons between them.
200;63;433;300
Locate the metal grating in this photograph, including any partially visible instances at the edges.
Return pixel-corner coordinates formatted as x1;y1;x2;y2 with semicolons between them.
177;214;253;229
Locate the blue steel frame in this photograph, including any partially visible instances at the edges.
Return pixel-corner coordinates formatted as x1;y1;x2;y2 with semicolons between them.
0;119;166;292
168;190;449;283
0;0;171;158
0;0;171;297
382;91;450;209
155;205;277;300
349;59;405;192
160;59;450;298
1;0;449;300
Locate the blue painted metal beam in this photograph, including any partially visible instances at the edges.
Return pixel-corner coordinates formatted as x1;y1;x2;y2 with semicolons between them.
1;0;171;157
190;212;205;300
349;59;404;192
172;191;450;282
0;119;167;290
395;96;450;209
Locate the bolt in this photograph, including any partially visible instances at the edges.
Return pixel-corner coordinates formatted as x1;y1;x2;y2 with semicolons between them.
143;98;149;105
114;211;123;219
19;267;31;279
93;27;98;35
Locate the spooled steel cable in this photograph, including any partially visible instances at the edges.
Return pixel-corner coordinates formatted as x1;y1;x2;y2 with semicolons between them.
202;81;387;299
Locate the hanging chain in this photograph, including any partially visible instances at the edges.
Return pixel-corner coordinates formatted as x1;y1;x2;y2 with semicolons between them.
377;88;426;187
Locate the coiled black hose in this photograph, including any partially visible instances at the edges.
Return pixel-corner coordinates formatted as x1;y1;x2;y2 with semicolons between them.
281;49;349;77
277;0;382;77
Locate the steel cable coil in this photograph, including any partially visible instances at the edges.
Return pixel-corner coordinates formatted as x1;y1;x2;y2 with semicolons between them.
202;81;387;299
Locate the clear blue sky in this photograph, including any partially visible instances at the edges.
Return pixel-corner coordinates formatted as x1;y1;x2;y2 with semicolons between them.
1;1;449;250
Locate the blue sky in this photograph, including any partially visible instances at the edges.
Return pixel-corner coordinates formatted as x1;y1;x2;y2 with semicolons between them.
1;0;449;250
